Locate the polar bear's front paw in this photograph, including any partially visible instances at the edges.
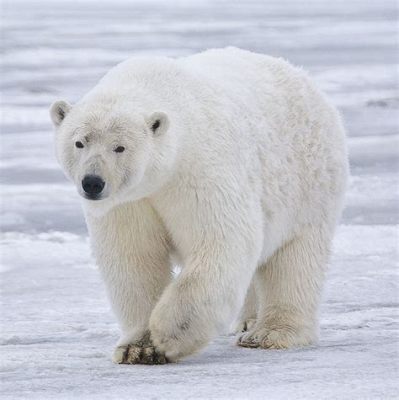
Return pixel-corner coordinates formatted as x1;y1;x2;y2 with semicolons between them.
237;324;316;349
149;317;192;362
113;344;168;365
149;297;211;362
112;332;168;365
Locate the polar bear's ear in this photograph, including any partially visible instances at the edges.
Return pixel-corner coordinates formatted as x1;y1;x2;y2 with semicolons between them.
145;111;169;136
50;100;72;127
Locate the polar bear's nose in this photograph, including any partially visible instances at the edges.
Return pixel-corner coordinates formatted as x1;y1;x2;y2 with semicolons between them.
82;175;105;197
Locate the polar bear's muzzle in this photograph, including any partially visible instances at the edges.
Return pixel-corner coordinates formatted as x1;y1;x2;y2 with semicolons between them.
81;174;106;200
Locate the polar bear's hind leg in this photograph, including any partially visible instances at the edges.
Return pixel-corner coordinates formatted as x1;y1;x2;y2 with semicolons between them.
238;224;331;349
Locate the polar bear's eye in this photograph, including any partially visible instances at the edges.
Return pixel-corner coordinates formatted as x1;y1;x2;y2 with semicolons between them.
114;146;125;153
75;141;84;149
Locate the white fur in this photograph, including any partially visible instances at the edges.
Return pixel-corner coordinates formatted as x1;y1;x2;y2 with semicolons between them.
50;47;348;363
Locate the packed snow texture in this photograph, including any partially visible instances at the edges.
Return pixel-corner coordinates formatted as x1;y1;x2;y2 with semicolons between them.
1;0;398;399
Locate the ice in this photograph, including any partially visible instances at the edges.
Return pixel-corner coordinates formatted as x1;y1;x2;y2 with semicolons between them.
1;0;398;399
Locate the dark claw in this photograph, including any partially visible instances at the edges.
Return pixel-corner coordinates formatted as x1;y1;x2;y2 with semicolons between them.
140;346;155;364
153;351;168;365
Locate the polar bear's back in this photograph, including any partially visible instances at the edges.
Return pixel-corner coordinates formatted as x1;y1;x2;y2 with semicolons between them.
180;47;346;160
179;47;310;104
179;48;343;146
180;47;291;84
181;48;348;236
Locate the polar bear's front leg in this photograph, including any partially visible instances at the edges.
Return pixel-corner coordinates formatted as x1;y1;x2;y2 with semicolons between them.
149;244;260;361
86;200;172;363
149;195;263;362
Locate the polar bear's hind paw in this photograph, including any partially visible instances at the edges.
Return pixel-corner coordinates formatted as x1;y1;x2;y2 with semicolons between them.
237;325;315;349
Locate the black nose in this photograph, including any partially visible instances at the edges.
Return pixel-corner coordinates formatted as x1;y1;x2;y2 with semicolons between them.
82;175;105;197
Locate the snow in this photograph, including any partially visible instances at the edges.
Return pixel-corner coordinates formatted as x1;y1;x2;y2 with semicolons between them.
1;0;398;398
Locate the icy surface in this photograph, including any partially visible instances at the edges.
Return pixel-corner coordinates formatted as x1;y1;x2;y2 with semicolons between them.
0;0;398;399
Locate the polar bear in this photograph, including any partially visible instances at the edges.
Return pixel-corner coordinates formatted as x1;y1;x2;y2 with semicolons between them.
50;47;348;364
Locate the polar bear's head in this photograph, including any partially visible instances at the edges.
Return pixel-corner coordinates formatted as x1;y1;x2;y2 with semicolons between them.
50;99;176;210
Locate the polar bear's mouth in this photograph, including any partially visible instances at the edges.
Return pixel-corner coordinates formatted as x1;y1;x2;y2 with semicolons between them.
83;193;103;201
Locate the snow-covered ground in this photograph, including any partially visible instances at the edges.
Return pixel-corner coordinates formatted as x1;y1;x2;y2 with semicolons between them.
1;0;398;398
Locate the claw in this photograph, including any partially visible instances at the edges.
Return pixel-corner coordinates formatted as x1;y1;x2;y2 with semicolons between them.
125;345;143;364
